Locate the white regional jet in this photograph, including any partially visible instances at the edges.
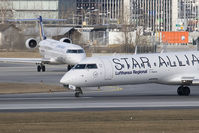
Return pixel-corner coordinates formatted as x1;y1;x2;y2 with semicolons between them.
0;16;86;72
60;51;199;97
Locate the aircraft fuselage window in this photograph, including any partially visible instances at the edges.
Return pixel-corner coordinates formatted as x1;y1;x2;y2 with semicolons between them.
75;64;86;69
86;64;98;69
78;49;84;53
67;49;84;53
74;64;97;69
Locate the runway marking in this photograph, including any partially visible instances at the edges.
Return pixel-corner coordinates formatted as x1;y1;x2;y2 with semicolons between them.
1;101;199;110
0;97;93;101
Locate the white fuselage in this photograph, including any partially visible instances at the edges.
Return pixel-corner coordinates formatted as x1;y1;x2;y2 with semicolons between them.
60;51;199;88
39;39;86;65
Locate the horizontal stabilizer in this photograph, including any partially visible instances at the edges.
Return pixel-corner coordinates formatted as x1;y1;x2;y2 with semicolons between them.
7;18;68;22
0;58;42;64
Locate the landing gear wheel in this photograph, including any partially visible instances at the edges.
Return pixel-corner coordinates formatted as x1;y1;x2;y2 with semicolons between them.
37;65;41;72
74;87;83;97
68;65;73;71
75;92;80;97
37;64;46;72
183;86;190;96
41;65;46;72
177;86;183;96
177;86;190;96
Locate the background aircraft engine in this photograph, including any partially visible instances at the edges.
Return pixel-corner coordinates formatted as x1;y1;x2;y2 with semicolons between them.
60;38;72;43
25;38;38;49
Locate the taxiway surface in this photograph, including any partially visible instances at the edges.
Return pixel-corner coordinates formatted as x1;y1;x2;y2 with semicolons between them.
0;63;199;112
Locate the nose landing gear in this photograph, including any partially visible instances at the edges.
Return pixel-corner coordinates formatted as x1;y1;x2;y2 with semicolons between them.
177;85;190;96
37;63;46;72
75;87;83;97
67;65;73;71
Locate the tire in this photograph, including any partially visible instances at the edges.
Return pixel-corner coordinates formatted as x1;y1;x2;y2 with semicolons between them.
177;86;183;96
42;65;46;72
68;65;71;71
178;86;190;96
183;87;190;96
75;92;80;97
37;65;41;72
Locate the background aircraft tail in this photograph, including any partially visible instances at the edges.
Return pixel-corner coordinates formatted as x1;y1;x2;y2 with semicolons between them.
38;16;46;40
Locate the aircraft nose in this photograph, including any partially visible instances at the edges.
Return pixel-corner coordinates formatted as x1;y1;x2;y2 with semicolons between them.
75;54;86;63
60;73;71;85
76;55;85;64
67;53;86;65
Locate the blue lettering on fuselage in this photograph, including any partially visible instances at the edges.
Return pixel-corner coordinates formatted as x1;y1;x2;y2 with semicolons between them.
133;70;148;74
112;54;199;76
115;70;147;75
115;71;132;75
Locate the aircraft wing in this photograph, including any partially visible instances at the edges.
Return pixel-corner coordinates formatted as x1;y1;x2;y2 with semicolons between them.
0;58;42;64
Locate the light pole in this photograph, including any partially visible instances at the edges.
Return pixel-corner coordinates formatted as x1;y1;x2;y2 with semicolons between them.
184;0;187;31
11;9;16;20
78;7;92;26
91;9;99;25
76;7;86;26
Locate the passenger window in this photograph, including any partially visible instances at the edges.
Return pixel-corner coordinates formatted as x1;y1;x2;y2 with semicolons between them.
78;49;84;53
67;49;84;53
86;64;97;69
75;64;86;69
67;50;78;53
67;50;72;53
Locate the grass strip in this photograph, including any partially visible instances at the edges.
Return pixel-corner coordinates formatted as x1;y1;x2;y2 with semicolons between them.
0;110;199;133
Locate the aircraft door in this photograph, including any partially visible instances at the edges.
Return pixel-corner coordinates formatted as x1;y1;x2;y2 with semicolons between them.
101;58;113;80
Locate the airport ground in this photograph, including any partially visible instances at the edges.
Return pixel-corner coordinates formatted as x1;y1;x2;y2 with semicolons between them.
0;51;41;58
0;110;199;133
0;52;199;132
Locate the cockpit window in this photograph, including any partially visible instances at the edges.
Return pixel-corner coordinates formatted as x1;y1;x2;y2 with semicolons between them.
78;49;84;53
74;64;86;69
67;50;76;53
86;64;98;69
67;49;84;53
74;64;97;69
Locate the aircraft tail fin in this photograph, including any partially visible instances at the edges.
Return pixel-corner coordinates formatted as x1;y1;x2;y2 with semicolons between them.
38;16;46;40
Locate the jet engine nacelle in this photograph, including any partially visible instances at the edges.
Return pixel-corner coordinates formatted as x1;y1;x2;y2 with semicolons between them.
25;38;38;49
60;38;72;44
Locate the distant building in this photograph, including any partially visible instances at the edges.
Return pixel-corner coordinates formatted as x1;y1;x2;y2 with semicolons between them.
58;0;75;18
59;0;125;25
130;0;199;32
177;0;199;31
0;24;24;50
0;0;59;21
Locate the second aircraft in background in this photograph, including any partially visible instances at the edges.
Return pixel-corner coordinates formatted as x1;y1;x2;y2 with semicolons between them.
0;16;86;72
